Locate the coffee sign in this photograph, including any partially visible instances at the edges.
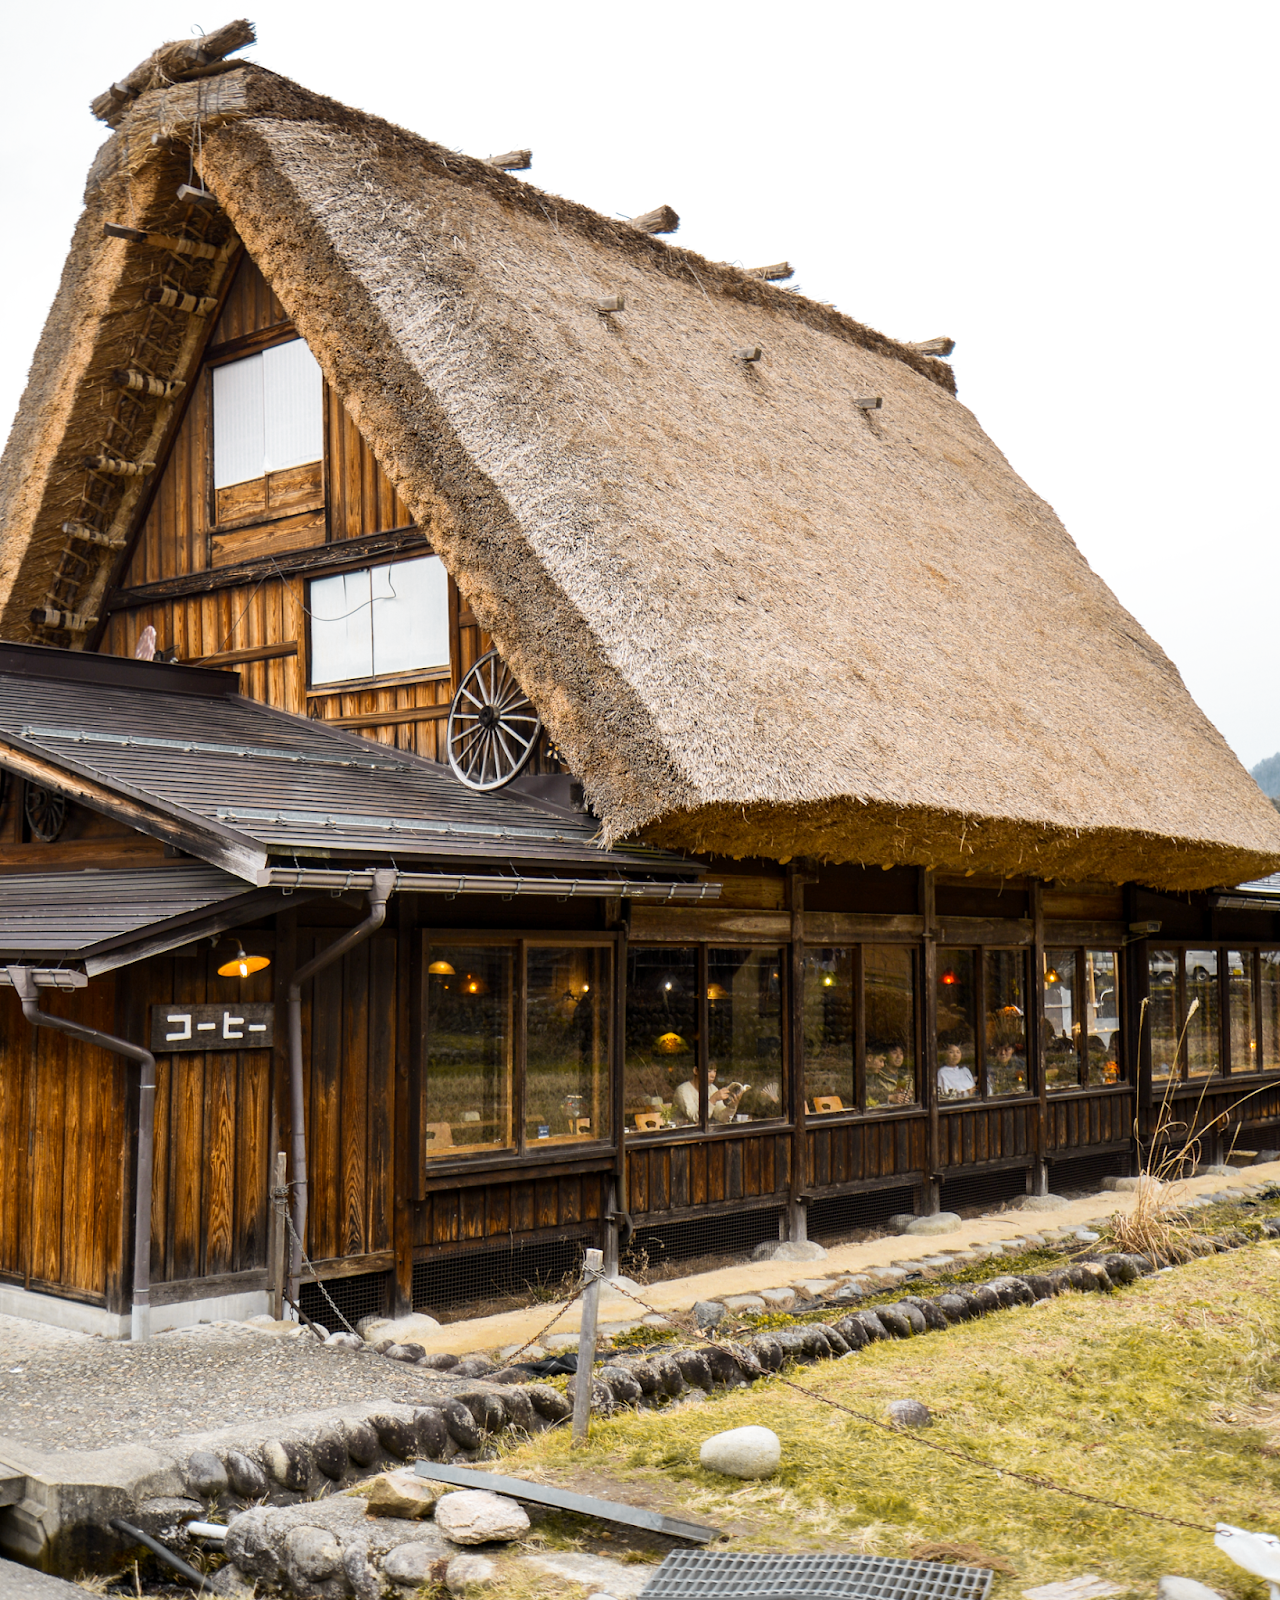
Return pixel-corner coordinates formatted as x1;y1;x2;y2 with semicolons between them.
150;1003;275;1052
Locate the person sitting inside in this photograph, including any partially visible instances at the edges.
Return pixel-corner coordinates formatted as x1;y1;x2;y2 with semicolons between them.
937;1042;976;1098
673;1064;744;1124
986;1041;1028;1095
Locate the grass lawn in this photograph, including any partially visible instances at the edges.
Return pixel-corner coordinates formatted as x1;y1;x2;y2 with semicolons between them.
488;1242;1280;1599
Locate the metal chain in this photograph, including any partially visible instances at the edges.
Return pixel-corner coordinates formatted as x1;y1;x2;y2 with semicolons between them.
598;1277;1216;1533
270;1184;588;1372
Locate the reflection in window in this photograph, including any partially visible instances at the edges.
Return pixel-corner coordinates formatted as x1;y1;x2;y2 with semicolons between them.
865;946;916;1108
1185;950;1219;1078
424;946;513;1157
1044;950;1078;1090
1083;951;1122;1085
708;948;785;1122
984;950;1029;1096
936;949;977;1099
624;948;697;1131
525;947;611;1146
1149;949;1179;1081
802;948;853;1113
1228;950;1257;1074
1263;953;1280;1071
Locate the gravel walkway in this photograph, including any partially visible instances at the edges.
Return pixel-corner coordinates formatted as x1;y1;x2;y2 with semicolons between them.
0;1316;467;1454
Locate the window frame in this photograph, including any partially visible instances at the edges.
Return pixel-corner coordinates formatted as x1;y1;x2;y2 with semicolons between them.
1145;942;1276;1083
624;941;792;1139
1042;946;1126;1092
934;944;1036;1104
802;942;922;1118
418;931;618;1175
207;332;326;508
306;554;452;690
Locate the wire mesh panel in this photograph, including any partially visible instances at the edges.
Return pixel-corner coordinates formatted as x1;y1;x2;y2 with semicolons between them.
298;1271;388;1328
807;1184;920;1242
412;1233;593;1314
939;1164;1029;1214
1048;1149;1131;1193
624;1206;785;1274
638;1551;994;1600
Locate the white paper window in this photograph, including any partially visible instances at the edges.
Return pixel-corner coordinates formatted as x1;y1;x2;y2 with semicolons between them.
309;556;450;686
212;339;323;489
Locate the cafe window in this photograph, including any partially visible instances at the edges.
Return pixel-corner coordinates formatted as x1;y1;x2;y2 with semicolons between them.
423;940;611;1160
801;944;917;1114
624;946;786;1133
1043;948;1123;1090
1147;945;1278;1079
309;555;450;686
936;948;1032;1100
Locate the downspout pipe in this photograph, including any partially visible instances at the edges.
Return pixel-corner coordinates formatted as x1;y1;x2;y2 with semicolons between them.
8;967;157;1342
286;869;396;1304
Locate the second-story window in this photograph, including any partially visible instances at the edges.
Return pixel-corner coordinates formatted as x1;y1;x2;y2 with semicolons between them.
309;554;450;685
212;338;323;489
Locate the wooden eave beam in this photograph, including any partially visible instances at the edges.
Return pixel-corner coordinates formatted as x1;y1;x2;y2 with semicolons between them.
0;732;266;883
80;887;323;976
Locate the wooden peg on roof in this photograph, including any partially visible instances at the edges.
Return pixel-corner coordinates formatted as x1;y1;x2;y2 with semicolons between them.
907;337;955;357
142;285;218;317
734;345;763;363
596;294;626;314
103;222;219;260
854;396;883;410
749;262;794;282
83;451;154;477
62;520;126;549
488;149;532;171
30;606;98;633
630;206;679;235
111;368;185;399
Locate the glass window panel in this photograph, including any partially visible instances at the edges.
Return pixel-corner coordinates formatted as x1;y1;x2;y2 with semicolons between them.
1185;950;1220;1078
423;945;513;1157
1262;953;1280;1070
708;948;785;1122
212;351;265;488
1149;949;1179;1081
1228;950;1257;1074
802;948;853;1114
1083;950;1122;1085
371;556;451;676
984;949;1030;1096
525;947;612;1146
309;568;374;684
936;948;977;1099
865;945;916;1108
262;338;323;472
624;947;697;1131
1044;949;1080;1091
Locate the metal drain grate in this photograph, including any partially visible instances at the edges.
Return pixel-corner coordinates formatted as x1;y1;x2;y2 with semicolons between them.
638;1551;994;1600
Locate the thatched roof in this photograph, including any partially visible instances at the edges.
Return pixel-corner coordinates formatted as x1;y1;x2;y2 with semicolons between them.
1;45;1277;891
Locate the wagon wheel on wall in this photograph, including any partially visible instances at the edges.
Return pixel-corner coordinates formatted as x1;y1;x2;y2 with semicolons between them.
447;650;542;791
24;782;67;843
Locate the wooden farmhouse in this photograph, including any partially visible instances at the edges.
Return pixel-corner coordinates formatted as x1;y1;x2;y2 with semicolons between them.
2;25;1280;1339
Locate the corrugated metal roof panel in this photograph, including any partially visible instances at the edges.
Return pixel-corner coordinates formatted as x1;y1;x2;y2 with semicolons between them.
0;864;254;955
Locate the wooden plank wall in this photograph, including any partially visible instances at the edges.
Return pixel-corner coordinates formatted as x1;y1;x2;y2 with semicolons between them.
213;252;289;344
807;1116;926;1190
625;1131;790;1218
119;950;274;1289
938;1102;1035;1169
414;1172;606;1253
1045;1091;1132;1153
0;981;127;1307
293;928;397;1265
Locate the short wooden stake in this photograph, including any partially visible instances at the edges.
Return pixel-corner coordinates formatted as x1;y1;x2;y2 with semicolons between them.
111;368;185;398
142;285;218;317
749;261;794;281
488;149;532;171
176;183;219;209
270;1151;288;1321
734;345;763;363
630;205;679;235
571;1247;604;1446
61;520;125;549
83;452;154;476
595;294;626;314
854;395;883;409
30;606;98;632
907;336;955;357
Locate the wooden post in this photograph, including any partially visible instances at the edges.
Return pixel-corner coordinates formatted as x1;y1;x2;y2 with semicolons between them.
269;1151;287;1320
572;1247;603;1446
921;868;941;1214
1031;879;1049;1196
787;865;809;1242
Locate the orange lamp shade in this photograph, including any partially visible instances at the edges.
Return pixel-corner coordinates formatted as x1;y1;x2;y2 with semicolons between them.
706;983;728;1000
428;960;456;975
655;1031;689;1054
940;970;958;985
218;948;270;979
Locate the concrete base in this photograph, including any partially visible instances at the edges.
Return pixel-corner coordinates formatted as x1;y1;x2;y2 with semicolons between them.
0;1283;269;1340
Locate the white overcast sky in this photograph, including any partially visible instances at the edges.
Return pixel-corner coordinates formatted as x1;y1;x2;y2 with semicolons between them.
2;3;1276;768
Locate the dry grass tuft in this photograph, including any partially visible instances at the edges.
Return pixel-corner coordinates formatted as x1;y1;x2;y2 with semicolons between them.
911;1541;1020;1575
490;1245;1280;1600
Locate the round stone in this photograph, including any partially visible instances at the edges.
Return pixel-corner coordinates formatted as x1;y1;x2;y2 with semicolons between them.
442;1397;484;1450
223;1450;268;1500
415;1406;450;1459
262;1437;311;1492
284;1525;342;1582
500;1386;536;1432
184;1449;228;1498
370;1412;418;1459
525;1384;572;1422
382;1540;443;1588
694;1300;726;1328
875;1306;914;1338
886;1398;932;1428
698;1425;781;1478
671;1350;714;1390
344;1418;380;1466
454;1354;497;1378
419;1351;461;1370
599;1364;644;1403
445;1552;499;1595
311;1428;348;1480
902;1212;962;1236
